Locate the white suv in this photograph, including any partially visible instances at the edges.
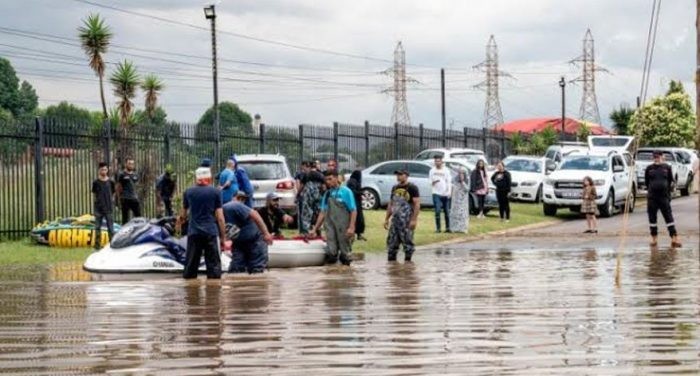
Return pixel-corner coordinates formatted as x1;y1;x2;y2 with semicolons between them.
415;148;489;167
542;150;636;217
236;154;297;214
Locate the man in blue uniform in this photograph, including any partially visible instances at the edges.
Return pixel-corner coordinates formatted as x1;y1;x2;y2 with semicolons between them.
224;191;274;274
310;170;357;265
231;155;254;208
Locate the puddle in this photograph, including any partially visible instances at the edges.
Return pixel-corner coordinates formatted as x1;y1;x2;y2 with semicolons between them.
0;247;698;374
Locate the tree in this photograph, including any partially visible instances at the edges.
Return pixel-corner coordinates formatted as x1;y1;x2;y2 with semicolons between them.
0;58;38;118
629;82;696;147
109;60;140;130
576;122;591;142
78;14;112;119
196;101;253;140
609;105;635;135
508;132;530;155
44;101;99;125
666;80;684;95
140;74;164;120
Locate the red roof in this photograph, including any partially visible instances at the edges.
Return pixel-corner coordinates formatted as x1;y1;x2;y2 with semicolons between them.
495;117;609;135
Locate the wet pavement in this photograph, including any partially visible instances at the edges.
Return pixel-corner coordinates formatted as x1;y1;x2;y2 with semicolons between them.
1;241;700;374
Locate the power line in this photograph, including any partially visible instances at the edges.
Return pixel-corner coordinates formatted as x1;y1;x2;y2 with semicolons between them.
640;0;662;104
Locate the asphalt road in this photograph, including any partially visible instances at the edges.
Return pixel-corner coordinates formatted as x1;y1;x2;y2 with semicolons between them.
448;195;700;251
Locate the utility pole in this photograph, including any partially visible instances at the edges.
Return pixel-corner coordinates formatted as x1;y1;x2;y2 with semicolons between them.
559;77;566;139
696;0;699;247
570;29;607;125
474;35;510;129
441;68;446;146
204;5;220;168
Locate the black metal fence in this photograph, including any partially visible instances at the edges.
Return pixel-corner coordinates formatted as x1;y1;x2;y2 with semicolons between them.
0;117;510;238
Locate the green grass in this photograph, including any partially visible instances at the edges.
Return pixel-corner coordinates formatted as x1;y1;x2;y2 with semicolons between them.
0;239;92;265
0;202;556;265
349;203;555;253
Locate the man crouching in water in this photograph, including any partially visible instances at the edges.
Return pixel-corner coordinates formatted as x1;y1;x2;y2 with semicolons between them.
225;191;274;274
310;170;357;265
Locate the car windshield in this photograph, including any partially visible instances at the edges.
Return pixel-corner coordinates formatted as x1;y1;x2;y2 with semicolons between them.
450;153;483;164
559;156;609;171
238;161;287;180
505;159;542;173
590;138;629;147
636;151;673;161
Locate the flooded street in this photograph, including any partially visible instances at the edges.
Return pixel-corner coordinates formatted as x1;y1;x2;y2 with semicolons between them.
1;246;699;375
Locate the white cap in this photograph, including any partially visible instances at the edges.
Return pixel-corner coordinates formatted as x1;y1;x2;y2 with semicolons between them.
195;167;212;185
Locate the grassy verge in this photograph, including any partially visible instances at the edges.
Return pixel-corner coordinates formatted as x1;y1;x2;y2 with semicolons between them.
0;202;556;264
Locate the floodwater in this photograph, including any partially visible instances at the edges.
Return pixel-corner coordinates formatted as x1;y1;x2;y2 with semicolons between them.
1;247;699;375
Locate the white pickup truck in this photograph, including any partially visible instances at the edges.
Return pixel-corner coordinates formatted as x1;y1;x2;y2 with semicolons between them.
542;136;636;217
635;147;694;196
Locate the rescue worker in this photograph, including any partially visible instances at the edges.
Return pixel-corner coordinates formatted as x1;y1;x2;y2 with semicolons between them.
224;191;274;274
231;155;254;208
300;162;324;235
384;169;421;262
309;170;357;265
645;150;682;248
176;167;227;279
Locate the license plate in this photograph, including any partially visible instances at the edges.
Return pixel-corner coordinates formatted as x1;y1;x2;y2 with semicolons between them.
562;191;581;199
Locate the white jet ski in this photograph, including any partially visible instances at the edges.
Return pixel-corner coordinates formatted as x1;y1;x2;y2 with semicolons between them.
83;217;327;274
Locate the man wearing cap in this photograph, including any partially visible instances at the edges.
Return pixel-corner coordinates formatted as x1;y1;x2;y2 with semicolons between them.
176;167;227;279
256;192;294;237
645;150;682;247
224;190;274;274
310;170;357;265
231;155;254;208
384;169;420;262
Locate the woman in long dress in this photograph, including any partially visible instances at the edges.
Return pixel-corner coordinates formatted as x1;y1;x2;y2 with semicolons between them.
449;167;470;233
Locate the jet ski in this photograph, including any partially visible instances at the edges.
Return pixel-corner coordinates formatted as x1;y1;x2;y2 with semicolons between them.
83;217;327;274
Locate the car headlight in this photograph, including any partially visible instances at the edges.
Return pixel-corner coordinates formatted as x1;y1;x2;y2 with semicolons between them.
594;179;606;186
521;181;537;186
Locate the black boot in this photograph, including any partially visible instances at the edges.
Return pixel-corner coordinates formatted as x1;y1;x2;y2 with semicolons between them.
388;253;397;262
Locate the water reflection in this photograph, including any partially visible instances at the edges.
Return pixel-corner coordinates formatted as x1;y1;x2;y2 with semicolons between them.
0;247;698;374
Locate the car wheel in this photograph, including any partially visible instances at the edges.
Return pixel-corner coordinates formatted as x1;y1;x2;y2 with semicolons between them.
627;188;636;213
534;185;542;204
599;190;614;218
543;203;557;216
362;188;379;210
681;174;692;196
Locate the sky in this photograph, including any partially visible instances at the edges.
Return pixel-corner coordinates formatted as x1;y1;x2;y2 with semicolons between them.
0;0;695;130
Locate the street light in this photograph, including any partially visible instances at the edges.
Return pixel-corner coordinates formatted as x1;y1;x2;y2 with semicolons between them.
559;76;566;140
204;4;220;169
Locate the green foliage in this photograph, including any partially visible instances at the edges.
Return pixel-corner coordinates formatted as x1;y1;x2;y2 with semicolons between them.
109;60;140;128
576;122;591;142
78;13;112;118
511;126;559;155
609;105;635;135
629;82;696;147
140;74;164;119
508;132;528;155
44;101;99;126
16;81;38;116
0;58;38;118
666;80;684;96
196;102;253;140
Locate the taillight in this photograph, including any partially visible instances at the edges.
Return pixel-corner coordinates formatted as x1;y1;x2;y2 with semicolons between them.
276;180;294;190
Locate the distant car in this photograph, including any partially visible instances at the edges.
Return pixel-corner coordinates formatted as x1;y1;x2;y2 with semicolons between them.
544;142;588;165
359;159;498;215
415;148;490;168
235;154;297;215
502;156;548;203
314;152;358;174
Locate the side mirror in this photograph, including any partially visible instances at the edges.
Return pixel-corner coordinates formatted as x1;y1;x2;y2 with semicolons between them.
545;161;557;174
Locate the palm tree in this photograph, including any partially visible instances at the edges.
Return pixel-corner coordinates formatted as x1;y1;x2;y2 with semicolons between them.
609;105;635;135
78;14;112;119
140;74;164;120
109;60;140;129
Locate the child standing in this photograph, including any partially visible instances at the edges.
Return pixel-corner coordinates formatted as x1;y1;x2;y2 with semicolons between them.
581;176;598;234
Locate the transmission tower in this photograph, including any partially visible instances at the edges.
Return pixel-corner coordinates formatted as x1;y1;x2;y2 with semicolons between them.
570;29;607;124
388;41;412;127
474;35;510;129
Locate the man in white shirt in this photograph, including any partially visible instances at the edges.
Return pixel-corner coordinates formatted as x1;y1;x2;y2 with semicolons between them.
429;156;452;233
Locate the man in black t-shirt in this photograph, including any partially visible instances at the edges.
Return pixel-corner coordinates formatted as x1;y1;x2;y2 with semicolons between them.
384;169;421;262
116;158;141;225
256;192;293;237
91;162;115;250
645;150;681;247
156;166;176;217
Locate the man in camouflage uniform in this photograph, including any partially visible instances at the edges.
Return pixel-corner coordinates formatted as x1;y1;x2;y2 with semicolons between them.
384;169;421;262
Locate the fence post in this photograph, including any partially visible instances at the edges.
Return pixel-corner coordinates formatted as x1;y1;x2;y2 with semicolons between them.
394;122;400;159
298;124;304;165
482;127;488;153
34;117;45;224
102;118;111;165
332;122;339;162
364;120;370;168
419;123;424;150
500;129;506;159
259;123;266;154
163;128;171;166
463;127;468;148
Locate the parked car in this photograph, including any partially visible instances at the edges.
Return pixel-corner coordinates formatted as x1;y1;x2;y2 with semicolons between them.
314;152;358;173
502;156;548;203
235;154;297;214
415;148;490;168
359;160;498;215
542;149;636;217
544;142;588;165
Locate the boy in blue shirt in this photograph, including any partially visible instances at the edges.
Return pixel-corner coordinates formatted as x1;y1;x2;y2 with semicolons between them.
217;159;238;204
310;170;357;265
